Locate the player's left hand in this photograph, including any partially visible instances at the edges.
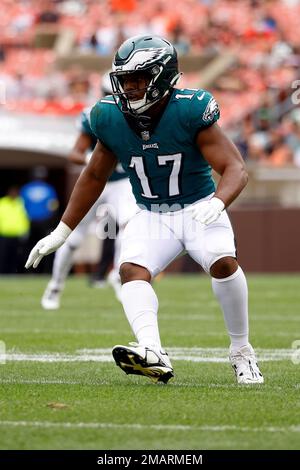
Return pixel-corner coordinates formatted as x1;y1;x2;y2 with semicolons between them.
190;197;225;225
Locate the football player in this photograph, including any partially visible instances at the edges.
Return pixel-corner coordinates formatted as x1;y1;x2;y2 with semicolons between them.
26;36;263;385
41;72;137;308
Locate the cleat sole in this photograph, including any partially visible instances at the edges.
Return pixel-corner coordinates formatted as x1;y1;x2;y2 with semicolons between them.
112;346;174;384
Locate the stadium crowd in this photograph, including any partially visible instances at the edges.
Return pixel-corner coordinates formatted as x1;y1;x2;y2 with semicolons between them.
1;0;300;166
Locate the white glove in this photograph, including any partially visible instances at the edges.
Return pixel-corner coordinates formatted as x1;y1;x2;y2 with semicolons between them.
191;197;225;225
25;221;72;269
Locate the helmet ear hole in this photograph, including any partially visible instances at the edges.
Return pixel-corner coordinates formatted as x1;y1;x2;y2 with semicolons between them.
151;65;160;76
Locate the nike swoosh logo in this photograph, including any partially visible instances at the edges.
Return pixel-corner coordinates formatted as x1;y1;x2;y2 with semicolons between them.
197;92;205;101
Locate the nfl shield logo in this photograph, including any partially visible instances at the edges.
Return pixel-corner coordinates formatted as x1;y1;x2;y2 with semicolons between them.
141;131;150;141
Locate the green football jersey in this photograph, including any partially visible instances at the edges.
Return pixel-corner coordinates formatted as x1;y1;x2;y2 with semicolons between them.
80;107;126;182
90;88;219;210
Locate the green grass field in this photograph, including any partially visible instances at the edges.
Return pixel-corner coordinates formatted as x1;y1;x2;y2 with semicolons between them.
0;274;299;450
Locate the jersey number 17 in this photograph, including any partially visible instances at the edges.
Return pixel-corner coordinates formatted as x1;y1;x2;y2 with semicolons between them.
129;153;182;199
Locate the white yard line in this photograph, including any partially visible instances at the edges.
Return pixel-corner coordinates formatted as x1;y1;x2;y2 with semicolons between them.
0;347;295;363
0;378;294;391
0;420;299;433
0;378;88;385
160;314;300;321
1;312;300;321
0;378;110;385
1;328;298;338
2;353;113;363
0;328;116;335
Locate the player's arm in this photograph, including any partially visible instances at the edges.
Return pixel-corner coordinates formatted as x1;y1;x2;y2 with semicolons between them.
197;122;248;207
25;142;117;269
192;122;248;225
68;132;94;165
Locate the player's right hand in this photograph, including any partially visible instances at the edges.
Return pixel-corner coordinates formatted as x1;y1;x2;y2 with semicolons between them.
25;222;72;269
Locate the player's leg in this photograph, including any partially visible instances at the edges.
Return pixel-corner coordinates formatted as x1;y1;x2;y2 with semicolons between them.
184;207;263;384
41;200;99;310
112;209;183;383
210;257;263;384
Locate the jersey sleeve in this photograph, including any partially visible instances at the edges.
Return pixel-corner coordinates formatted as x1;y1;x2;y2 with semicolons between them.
90;101;114;152
78;107;94;137
89;102;102;139
189;90;220;135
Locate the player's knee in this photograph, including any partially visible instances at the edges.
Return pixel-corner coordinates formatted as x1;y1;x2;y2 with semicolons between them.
210;256;238;279
119;262;151;284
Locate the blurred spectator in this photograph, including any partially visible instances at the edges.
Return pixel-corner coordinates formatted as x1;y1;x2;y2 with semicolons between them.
253;96;274;132
247;133;269;164
267;128;294;166
85;31;100;52
1;0;300;169
285;109;300;165
68;74;91;102
0;186;30;274
0;45;5;63
110;0;137;13
270;35;294;68
20;167;59;273
10;6;35;34
234;117;255;160
36;1;61;24
170;23;190;55
5;72;35;100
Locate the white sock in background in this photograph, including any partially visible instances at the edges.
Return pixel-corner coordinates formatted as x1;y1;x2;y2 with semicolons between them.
121;280;161;348
51;242;75;290
211;266;249;351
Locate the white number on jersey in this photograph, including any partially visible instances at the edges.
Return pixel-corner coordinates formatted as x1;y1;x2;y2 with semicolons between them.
157;153;182;196
129;153;183;198
129;156;158;198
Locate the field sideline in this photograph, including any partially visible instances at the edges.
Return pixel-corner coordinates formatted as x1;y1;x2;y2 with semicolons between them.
0;274;299;450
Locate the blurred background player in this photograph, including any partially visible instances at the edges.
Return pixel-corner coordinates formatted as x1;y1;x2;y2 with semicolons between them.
89;74;120;289
41;73;137;309
0;185;30;274
21;167;59;273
